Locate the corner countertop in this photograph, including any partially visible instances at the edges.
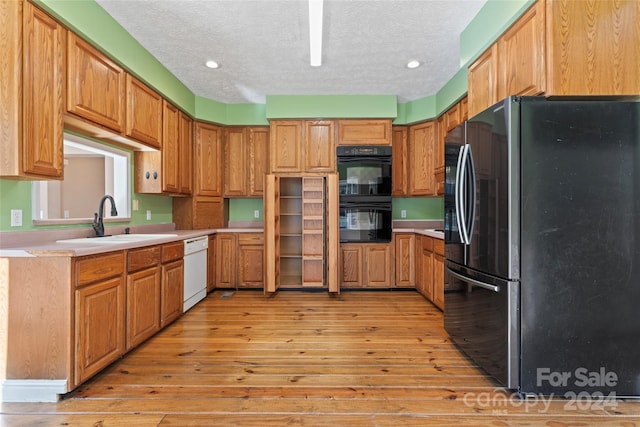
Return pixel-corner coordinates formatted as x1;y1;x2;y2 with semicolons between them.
392;220;444;239
394;228;444;239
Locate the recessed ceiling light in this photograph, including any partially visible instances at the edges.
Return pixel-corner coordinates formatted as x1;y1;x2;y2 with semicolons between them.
205;60;219;69
406;60;421;69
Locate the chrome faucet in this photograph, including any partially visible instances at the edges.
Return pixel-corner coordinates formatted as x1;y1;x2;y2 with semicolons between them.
92;195;118;237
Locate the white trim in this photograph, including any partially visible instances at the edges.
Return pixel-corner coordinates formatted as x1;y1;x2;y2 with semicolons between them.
1;379;67;402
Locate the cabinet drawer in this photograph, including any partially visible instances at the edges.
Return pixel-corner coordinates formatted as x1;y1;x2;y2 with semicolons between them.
238;233;264;246
76;252;125;287
434;238;444;256
161;241;184;263
128;246;161;273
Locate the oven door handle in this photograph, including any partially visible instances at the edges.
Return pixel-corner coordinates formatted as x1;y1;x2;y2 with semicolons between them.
340;204;391;211
337;156;391;164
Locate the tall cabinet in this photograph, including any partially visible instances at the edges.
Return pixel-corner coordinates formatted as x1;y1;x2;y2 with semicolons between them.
264;174;339;293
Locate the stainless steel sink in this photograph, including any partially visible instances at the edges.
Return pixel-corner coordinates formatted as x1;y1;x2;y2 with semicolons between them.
56;233;178;245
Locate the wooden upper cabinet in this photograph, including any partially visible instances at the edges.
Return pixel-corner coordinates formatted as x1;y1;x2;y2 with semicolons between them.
304;120;336;172
248;127;269;196
178;112;193;195
67;32;125;132
408;121;436;196
337;119;392;145
468;44;498;118
270;120;302;173
546;0;640;95
194;121;223;197
126;74;162;149
497;0;546;99
1;1;65;179
224;127;247;197
392;126;408;196
162;100;180;193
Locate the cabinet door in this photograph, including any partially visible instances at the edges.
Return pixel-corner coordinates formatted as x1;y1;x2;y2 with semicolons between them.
21;2;65;178
270;120;302;173
126;74;162;149
304;120;336;172
340;244;363;288
238;242;264;288
215;234;237;288
224;127;247;196
364;244;393;288
394;233;415;287
126;267;161;350
207;235;216;292
497;0;545;99
468;44;498;118
67;32;125;132
264;175;281;293
161;259;184;327
337;119;392;146
420;237;434;301
392;126;408;196
194;122;223;197
408;121;436;195
162;100;181;193
547;0;639;96
178;112;193;195
433;253;445;311
248;127;269;197
75;276;125;384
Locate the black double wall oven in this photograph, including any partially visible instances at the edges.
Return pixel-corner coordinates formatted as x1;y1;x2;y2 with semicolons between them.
337;146;392;243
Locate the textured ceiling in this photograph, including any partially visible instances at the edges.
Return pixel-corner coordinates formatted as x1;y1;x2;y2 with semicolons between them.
95;0;487;104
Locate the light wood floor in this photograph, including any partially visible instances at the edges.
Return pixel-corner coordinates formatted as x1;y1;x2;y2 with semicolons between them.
1;290;639;426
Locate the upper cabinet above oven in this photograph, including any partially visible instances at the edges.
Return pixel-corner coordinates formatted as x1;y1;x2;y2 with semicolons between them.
337;120;392;146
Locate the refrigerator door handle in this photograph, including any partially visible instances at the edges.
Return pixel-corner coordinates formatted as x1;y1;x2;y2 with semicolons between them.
446;267;500;292
454;145;466;243
458;144;471;245
466;144;477;242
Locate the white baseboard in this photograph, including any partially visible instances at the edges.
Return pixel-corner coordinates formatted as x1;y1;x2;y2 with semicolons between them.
1;379;67;402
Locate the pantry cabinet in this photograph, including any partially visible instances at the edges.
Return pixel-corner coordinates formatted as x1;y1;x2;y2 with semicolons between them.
0;0;65;179
66;32;125;133
74;252;126;385
264;174;339;292
337;119;392;146
269;120;335;173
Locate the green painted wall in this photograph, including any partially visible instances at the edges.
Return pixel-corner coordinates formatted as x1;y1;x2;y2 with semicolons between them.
266;95;398;119
392;198;444;220
228;199;264;221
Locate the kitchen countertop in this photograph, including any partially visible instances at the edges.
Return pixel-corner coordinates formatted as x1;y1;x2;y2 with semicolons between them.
394;228;444;239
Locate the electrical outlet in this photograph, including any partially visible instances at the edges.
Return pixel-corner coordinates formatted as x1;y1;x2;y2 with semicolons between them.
254;210;260;219
10;209;22;227
146;210;151;220
401;209;407;218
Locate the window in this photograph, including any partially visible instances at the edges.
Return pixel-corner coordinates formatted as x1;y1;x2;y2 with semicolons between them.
32;133;131;224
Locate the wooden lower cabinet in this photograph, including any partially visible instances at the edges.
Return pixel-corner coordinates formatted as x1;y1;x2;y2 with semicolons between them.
126;246;161;350
74;252;126;386
394;233;415;287
415;235;445;311
215;232;264;289
207;235;216;292
340;243;393;288
160;241;184;327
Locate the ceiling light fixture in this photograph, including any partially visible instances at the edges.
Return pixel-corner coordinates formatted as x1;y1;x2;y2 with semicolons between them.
406;60;421;69
205;60;219;69
309;0;323;67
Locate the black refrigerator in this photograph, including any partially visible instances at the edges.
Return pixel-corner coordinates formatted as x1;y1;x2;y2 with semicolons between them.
444;96;640;397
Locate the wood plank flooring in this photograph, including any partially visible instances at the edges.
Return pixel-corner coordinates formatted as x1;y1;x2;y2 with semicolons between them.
1;290;639;426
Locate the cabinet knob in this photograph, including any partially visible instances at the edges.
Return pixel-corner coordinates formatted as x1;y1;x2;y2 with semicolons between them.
145;171;150;179
153;171;158;180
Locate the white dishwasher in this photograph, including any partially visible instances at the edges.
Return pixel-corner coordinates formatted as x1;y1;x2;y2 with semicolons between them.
183;235;208;312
